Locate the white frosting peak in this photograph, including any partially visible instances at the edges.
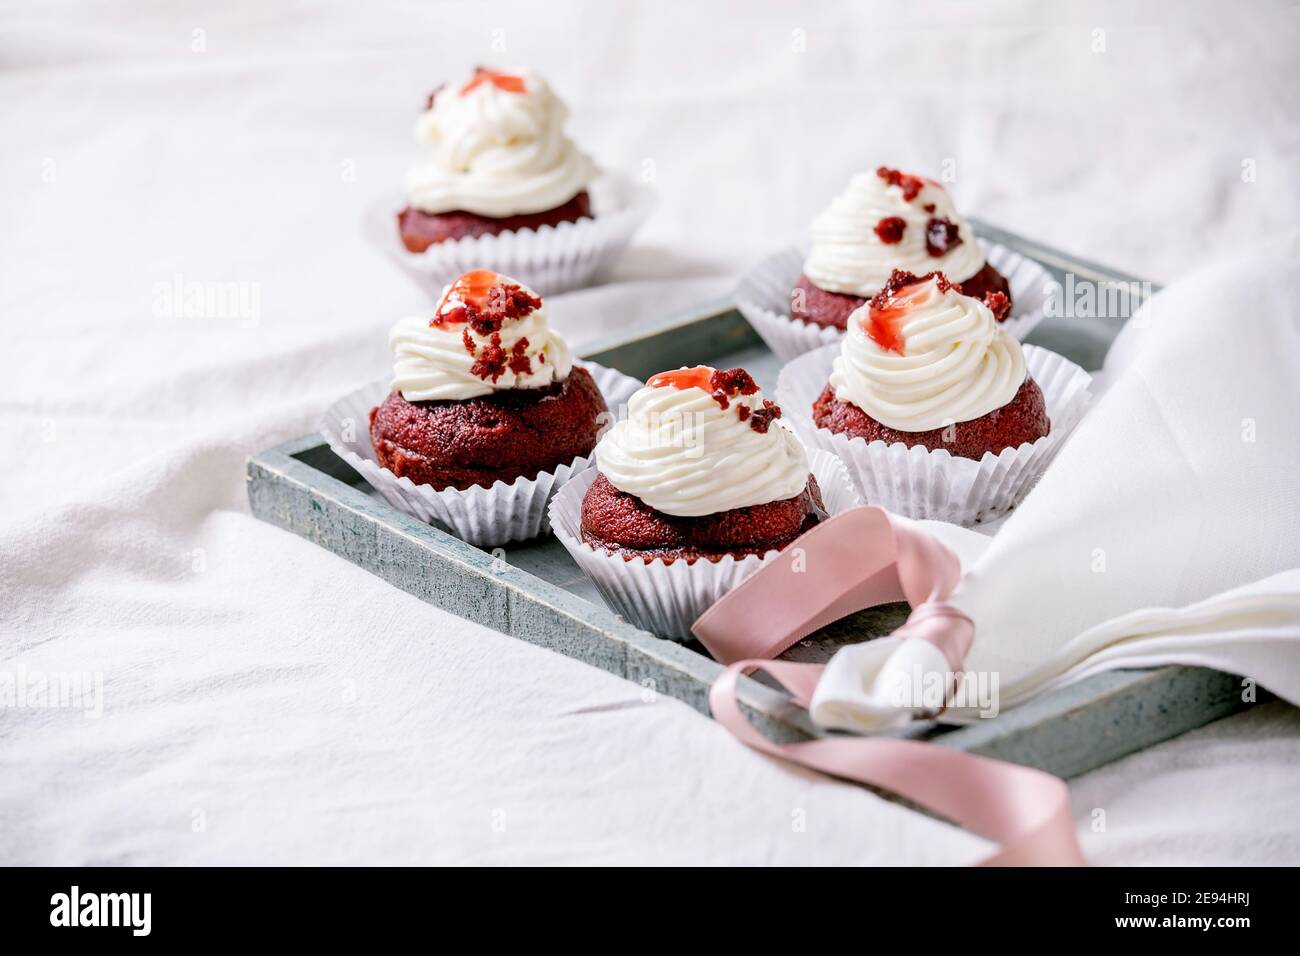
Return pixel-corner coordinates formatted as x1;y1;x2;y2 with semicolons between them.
405;67;598;217
830;275;1025;432
390;271;573;401
803;169;985;296
595;368;810;517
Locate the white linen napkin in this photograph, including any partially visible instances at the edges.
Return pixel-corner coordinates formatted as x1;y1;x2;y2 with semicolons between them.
812;255;1300;731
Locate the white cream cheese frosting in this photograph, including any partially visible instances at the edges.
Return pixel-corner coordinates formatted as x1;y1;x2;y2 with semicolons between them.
595;367;810;516
803;168;985;297
390;270;573;401
405;67;599;218
830;273;1025;432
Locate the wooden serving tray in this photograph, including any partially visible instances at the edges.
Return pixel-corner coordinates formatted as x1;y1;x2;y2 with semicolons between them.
246;221;1253;778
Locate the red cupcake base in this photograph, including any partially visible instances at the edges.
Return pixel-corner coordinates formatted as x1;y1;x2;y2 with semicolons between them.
580;474;826;564
812;376;1050;460
397;191;593;252
369;366;607;490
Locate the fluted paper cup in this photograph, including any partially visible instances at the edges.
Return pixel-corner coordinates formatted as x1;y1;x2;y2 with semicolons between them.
320;362;643;547
367;174;655;298
548;449;862;641
777;345;1092;526
736;239;1053;363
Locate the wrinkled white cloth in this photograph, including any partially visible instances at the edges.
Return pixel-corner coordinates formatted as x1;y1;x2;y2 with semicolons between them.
2;0;1299;865
816;256;1300;728
959;256;1300;702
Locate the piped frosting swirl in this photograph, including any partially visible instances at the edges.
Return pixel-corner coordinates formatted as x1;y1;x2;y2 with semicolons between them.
803;167;985;297
405;67;598;217
389;269;573;401
829;271;1025;432
595;367;810;516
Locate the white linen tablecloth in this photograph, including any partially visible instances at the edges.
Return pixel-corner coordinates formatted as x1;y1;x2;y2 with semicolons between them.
2;0;1298;865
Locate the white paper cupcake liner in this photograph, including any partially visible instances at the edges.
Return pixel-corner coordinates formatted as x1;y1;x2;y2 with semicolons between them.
735;246;842;363
366;173;655;298
319;362;643;547
777;344;1092;526
548;449;862;640
736;239;1052;363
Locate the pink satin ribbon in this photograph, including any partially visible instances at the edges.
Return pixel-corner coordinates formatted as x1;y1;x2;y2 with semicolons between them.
692;506;1086;867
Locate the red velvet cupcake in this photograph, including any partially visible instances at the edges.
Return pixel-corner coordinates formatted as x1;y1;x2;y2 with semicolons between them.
370;269;608;490
580;366;825;564
791;167;1012;330
811;269;1048;460
398;67;597;251
772;267;1095;525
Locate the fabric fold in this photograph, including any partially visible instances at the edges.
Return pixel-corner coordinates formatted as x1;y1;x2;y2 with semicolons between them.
948;255;1300;706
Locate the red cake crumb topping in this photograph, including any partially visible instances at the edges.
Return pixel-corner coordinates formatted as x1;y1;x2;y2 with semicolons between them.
436;269;502;323
460;68;527;96
433;270;543;336
463;333;535;382
923;203;936;213
746;400;782;433
439;270;544;383
468;333;507;382
924;216;963;257
876;166;927;202
508;338;533;376
708;367;760;403
462;333;533;383
648;366;759;408
874;216;907;244
869;269;954;309
864;270;955;355
982;291;1011;322
647;366;776;431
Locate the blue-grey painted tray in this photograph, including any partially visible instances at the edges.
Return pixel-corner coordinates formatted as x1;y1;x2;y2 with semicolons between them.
246;221;1252;778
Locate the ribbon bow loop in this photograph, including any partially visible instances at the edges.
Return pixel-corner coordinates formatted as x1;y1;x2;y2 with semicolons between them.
692;506;969;666
692;505;1085;867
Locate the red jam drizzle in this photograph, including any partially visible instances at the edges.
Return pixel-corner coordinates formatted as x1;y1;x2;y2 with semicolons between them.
647;366;777;432
434;270;542;332
437;269;544;382
865;300;909;355
436;269;501;322
874;216;906;244
460;68;527;96
863;269;955;355
648;366;717;392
